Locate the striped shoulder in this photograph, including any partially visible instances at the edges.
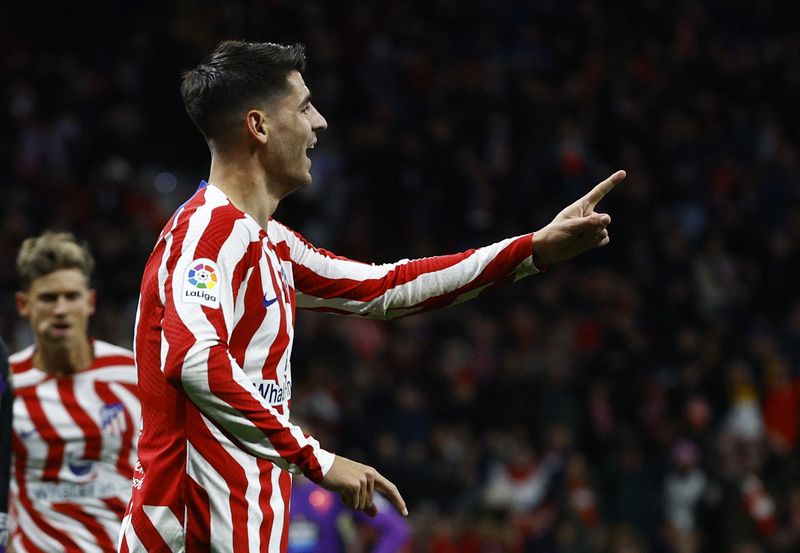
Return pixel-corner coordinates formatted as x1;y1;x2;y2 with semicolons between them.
266;218;293;241
267;218;310;263
9;344;35;368
267;218;311;249
268;218;374;270
177;185;261;253
9;345;44;387
158;183;213;239
93;340;135;362
267;218;325;257
89;341;137;385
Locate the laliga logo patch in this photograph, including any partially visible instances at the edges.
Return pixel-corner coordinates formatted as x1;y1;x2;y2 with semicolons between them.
183;258;221;308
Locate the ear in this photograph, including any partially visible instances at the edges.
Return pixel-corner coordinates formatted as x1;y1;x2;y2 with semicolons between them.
16;291;30;318
245;110;270;145
87;289;96;316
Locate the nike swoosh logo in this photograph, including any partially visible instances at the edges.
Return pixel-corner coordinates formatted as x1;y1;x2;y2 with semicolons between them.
263;296;278;308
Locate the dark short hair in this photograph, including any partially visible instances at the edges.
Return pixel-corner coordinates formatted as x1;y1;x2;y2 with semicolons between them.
17;231;95;291
181;40;307;141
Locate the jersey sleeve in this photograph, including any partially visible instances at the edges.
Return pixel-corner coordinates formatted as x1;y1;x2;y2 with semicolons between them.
271;221;540;319
161;205;334;482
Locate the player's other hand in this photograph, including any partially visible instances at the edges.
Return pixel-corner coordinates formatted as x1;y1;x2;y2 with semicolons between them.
320;455;408;517
532;170;626;266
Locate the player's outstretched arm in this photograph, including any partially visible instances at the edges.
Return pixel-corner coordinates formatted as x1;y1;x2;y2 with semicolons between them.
320;455;408;518
532;170;626;266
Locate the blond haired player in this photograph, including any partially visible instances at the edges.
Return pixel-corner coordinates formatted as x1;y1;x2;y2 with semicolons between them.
9;231;139;552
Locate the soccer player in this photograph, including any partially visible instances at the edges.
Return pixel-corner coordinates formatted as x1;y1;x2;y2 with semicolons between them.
288;475;411;553
120;40;623;552
9;231;139;552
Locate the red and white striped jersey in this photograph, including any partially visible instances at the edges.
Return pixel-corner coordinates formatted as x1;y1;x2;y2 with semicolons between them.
120;182;539;552
9;340;139;553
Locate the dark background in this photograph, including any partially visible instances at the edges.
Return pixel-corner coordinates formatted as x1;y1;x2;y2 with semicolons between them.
2;1;800;551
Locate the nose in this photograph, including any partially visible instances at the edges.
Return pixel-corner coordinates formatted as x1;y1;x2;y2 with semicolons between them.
312;105;327;131
53;295;70;315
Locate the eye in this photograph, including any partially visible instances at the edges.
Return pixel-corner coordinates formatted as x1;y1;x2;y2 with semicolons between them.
301;103;311;114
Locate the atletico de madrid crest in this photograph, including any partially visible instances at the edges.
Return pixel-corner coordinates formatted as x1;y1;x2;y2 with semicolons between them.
100;402;127;436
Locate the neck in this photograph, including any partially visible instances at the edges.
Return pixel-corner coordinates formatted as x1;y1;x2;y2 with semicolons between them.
208;153;281;229
35;338;93;377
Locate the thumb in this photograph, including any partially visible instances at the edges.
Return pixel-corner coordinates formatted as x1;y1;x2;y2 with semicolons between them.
583;213;611;227
562;213;609;234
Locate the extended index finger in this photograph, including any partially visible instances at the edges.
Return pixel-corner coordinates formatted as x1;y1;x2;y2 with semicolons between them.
374;472;408;517
584;170;626;209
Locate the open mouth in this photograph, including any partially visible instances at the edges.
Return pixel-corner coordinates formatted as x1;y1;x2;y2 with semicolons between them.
50;322;72;335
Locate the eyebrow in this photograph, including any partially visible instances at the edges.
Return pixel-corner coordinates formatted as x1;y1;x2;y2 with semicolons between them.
299;92;311;108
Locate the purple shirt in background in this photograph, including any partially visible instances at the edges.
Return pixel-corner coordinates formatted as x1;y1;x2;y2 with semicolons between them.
288;478;411;553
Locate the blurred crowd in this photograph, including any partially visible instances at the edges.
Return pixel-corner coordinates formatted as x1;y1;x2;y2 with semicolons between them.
2;1;800;551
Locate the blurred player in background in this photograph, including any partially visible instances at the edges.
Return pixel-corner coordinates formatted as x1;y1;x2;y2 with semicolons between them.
289;474;411;553
8;232;139;552
120;40;623;552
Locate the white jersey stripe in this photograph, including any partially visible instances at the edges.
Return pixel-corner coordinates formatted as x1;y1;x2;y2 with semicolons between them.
80;501;128;545
34;380;83;481
267;466;285;553
143;505;183;552
200;416;265;553
12;400;45;476
124;524;146;551
187;437;233;552
10;537;29;553
157;202;182;307
117;514;132;551
233;266;255;326
12;501;65;552
8;367;47;389
121;514;147;552
87;367;137;384
42;507;105;553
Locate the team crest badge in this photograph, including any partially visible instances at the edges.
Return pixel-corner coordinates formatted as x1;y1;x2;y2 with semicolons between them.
100;402;127;436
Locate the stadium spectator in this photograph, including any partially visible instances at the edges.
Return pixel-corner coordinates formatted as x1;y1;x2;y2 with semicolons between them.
663;439;707;553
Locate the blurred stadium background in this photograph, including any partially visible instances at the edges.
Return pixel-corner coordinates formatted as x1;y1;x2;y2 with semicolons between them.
2;1;800;552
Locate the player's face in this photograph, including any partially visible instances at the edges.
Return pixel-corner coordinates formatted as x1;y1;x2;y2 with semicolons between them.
16;268;95;347
264;70;327;194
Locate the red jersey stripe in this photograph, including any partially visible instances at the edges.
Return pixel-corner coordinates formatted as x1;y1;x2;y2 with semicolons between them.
57;380;102;460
